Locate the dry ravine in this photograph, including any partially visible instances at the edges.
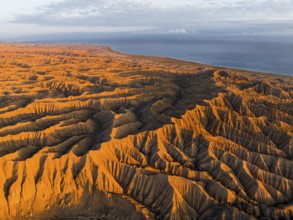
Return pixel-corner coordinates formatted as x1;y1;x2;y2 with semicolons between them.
0;43;292;219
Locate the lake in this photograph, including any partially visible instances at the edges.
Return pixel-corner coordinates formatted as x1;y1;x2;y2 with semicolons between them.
92;34;293;76
17;33;293;76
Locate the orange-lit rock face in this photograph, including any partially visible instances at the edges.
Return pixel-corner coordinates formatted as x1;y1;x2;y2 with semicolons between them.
0;43;292;219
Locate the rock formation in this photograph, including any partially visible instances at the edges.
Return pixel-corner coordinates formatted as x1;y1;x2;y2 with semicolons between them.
0;43;292;219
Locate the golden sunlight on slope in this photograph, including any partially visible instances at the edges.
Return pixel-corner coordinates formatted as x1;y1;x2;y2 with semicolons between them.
0;43;292;219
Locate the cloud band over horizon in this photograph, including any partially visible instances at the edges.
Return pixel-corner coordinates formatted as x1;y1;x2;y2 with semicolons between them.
2;0;293;37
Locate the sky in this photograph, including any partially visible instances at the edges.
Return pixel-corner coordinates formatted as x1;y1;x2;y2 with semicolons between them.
1;0;293;38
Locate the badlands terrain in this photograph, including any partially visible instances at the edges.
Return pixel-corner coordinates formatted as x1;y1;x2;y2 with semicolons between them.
0;43;292;219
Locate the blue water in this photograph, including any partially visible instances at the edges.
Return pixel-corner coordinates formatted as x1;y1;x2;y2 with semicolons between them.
93;35;293;76
18;33;293;76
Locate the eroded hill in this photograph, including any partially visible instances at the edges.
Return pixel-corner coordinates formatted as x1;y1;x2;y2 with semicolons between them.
0;43;292;219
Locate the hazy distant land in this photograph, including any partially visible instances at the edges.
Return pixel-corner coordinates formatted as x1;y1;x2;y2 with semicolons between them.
0;43;292;219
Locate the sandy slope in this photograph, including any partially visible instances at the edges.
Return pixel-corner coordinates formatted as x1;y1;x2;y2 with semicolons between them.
0;43;292;219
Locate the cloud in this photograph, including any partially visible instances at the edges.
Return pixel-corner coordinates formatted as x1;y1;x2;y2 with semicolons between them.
170;28;187;33
11;0;293;34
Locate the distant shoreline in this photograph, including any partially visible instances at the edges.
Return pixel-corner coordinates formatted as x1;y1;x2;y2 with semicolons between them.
1;41;292;78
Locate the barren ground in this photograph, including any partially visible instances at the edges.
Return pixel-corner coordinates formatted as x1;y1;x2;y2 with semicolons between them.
0;43;292;219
